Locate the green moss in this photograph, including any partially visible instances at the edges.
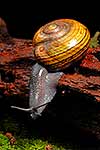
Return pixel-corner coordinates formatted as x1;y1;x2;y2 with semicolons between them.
89;31;100;48
0;133;13;150
0;133;73;150
0;113;78;150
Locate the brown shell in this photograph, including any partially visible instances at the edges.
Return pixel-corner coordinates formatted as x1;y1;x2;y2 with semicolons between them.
33;19;90;72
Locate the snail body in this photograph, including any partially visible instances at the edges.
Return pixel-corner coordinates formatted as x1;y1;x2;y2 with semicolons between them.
11;19;90;119
11;63;63;119
33;19;90;72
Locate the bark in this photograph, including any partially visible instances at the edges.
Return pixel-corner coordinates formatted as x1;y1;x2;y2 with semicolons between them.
0;18;100;102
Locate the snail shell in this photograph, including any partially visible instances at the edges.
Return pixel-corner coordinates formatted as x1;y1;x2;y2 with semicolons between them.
33;19;90;72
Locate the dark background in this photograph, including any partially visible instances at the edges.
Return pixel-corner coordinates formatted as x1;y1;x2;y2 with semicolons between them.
0;1;100;39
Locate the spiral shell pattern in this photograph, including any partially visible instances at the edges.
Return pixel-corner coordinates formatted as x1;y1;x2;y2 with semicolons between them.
33;19;90;72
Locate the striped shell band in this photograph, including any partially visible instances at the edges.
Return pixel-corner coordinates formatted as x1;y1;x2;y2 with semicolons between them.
33;19;90;72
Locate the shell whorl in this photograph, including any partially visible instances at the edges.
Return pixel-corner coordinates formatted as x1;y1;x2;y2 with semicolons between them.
33;19;90;72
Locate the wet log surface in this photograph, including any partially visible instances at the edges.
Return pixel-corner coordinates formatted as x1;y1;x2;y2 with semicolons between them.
1;18;100;144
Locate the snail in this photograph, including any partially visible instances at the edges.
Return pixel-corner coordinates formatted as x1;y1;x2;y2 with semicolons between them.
11;19;90;119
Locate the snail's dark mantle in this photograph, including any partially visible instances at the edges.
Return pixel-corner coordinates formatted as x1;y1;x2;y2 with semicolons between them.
1;18;100;140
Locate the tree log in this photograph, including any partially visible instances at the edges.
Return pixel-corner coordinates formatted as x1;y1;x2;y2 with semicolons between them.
0;18;100;102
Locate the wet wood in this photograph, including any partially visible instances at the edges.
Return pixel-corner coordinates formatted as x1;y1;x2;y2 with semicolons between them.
59;47;100;102
0;17;100;102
